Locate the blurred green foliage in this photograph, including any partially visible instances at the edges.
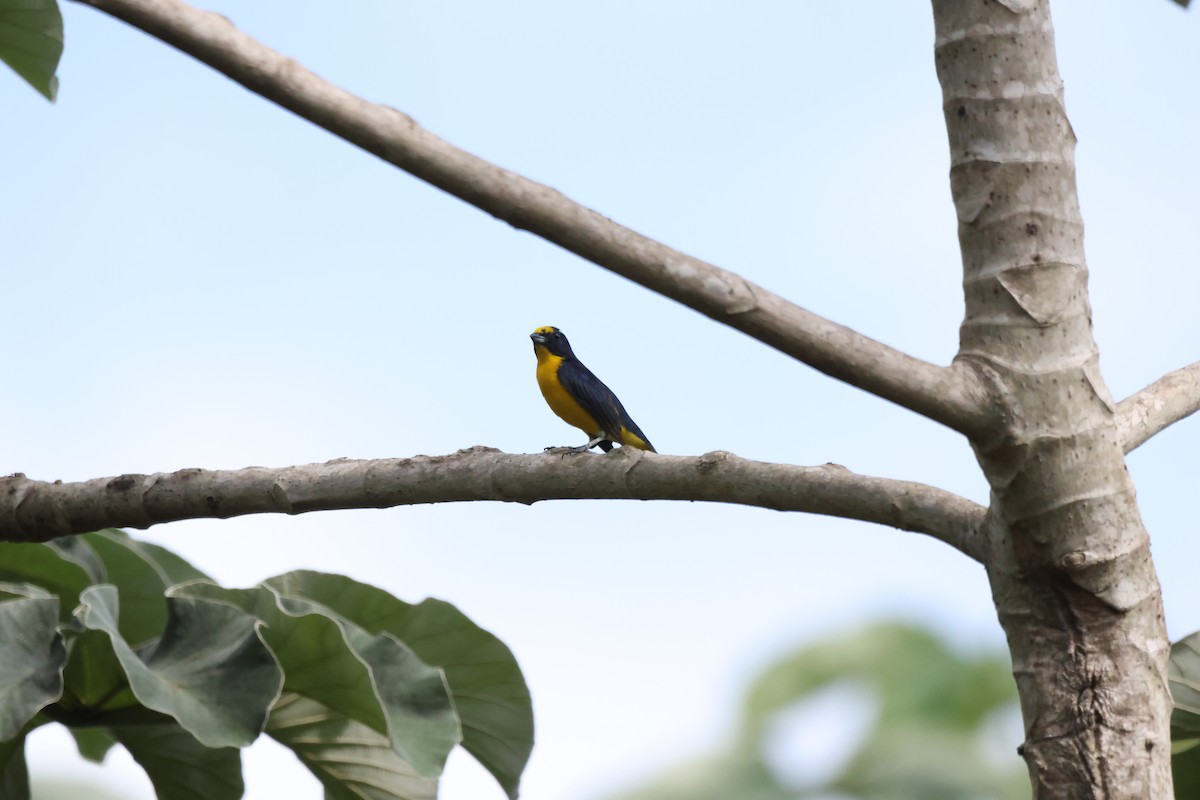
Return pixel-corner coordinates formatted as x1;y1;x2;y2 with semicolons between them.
606;622;1028;800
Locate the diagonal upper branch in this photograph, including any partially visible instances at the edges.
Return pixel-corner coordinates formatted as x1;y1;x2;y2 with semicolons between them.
70;0;995;438
0;448;988;562
1116;360;1200;453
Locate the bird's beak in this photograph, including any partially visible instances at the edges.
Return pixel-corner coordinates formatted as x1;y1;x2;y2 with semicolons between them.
530;332;547;345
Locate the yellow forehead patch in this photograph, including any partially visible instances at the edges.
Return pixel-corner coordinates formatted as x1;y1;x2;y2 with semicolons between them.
532;325;559;335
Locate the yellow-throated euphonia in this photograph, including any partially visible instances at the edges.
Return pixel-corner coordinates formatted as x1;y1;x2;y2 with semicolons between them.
530;326;656;453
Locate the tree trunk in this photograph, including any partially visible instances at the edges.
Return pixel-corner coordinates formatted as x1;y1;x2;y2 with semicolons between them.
932;1;1172;796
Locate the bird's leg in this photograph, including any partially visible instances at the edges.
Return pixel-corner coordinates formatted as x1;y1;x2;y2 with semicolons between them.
543;435;609;453
564;435;610;453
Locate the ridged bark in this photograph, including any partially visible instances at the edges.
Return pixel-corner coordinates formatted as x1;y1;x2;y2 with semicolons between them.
933;1;1171;796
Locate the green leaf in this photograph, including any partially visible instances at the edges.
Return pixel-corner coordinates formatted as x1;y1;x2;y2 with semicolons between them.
173;581;459;778
45;536;106;583
1175;737;1200;799
111;718;243;800
336;621;460;775
0;0;63;101
81;531;175;645
1170;632;1200;737
74;532;209;647
70;727;117;763
0;732;30;800
264;571;534;800
60;628;137;714
133;539;211;585
76;585;281;748
173;583;388;730
0;583;65;740
0;541;94;622
267;693;437;800
1174;738;1200;755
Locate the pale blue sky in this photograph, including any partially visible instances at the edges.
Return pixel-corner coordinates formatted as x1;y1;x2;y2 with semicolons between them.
3;1;1198;798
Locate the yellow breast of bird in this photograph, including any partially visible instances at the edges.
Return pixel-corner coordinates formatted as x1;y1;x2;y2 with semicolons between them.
535;348;601;435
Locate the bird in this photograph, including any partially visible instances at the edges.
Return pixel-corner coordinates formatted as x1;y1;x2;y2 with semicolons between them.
530;326;656;453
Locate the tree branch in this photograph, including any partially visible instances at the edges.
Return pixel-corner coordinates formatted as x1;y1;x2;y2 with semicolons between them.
69;0;994;438
1116;360;1200;453
0;448;987;562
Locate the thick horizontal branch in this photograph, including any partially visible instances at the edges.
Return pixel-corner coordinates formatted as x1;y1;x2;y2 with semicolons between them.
1116;360;1200;453
70;0;994;438
0;448;987;562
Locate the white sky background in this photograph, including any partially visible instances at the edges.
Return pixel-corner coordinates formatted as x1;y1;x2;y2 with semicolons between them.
3;1;1198;798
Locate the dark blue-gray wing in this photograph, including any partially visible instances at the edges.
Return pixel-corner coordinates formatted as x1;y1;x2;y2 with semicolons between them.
556;358;625;440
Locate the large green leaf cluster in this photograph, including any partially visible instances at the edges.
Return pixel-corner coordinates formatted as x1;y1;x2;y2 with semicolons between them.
0;530;533;799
